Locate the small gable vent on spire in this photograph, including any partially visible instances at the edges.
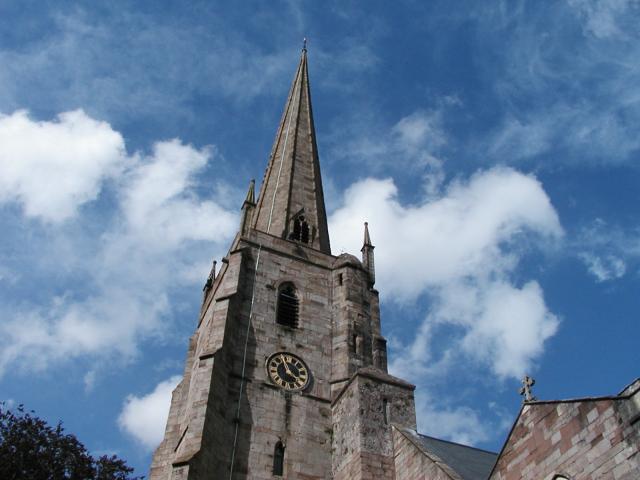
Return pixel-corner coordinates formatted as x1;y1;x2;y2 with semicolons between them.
252;45;331;254
289;214;310;244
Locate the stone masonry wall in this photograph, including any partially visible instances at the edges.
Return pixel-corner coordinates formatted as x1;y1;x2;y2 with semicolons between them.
214;234;334;479
151;226;412;480
332;371;416;480
491;386;640;480
392;427;461;480
149;246;245;480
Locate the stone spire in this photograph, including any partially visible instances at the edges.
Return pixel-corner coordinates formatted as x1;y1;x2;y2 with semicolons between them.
361;221;375;287
252;46;331;254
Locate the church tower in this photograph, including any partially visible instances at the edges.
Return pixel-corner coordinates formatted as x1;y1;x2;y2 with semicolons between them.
149;45;417;480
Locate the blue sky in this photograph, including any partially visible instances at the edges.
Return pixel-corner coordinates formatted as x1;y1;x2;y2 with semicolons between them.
1;0;639;475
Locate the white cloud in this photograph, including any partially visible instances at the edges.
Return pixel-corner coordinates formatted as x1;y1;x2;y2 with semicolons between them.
483;1;640;165
330;167;561;379
488;115;554;160
0;10;307;125
121;140;235;247
118;376;181;450
336;110;447;166
416;398;490;446
331;168;562;300
0;111;238;378
579;252;626;282
0;109;127;222
330;166;562;443
392;111;447;153
456;280;559;378
84;370;97;393
568;0;635;39
412;390;515;447
576;218;640;282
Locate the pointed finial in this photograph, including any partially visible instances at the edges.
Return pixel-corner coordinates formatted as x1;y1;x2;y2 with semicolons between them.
203;260;217;292
244;179;256;205
361;221;376;286
302;37;307;52
519;375;537;402
363;221;373;247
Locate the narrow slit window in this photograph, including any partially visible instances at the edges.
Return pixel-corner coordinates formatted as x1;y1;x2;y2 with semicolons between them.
277;283;299;328
273;441;285;476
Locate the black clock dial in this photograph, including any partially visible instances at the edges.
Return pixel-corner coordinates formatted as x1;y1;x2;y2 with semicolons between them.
266;352;310;391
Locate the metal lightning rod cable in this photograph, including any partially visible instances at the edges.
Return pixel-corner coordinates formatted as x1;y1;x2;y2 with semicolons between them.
228;55;302;480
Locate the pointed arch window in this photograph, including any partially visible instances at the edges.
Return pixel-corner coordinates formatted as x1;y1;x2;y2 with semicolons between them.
273;441;285;476
277;283;299;328
290;215;310;244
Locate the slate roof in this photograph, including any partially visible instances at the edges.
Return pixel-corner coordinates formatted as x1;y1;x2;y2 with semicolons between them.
400;428;498;480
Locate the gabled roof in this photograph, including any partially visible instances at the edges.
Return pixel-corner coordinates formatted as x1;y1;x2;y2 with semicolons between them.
486;376;640;479
399;428;497;480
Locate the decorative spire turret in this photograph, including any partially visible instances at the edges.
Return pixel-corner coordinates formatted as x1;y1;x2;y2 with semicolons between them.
244;178;255;205
203;259;217;292
361;222;375;287
252;46;331;254
240;179;256;235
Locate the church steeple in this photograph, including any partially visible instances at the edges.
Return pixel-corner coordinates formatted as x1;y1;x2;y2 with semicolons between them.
252;45;331;254
150;46;418;480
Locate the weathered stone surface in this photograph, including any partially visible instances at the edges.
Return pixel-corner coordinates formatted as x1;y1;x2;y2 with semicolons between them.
490;383;640;480
393;428;462;480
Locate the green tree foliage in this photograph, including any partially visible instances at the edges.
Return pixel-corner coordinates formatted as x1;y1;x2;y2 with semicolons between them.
0;404;142;480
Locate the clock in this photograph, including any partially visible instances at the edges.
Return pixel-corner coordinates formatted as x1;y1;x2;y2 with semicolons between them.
266;352;310;391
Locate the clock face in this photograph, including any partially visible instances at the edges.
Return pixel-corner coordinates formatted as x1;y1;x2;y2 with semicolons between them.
266;352;310;391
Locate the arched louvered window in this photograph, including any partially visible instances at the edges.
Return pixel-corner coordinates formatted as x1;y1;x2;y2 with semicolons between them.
553;476;570;480
290;215;310;244
277;283;299;328
273;441;285;476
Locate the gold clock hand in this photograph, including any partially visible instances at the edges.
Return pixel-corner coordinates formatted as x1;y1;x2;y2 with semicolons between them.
280;355;294;377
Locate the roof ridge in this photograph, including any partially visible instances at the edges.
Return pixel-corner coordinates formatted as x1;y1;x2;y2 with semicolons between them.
395;427;462;480
618;377;640;396
415;431;498;455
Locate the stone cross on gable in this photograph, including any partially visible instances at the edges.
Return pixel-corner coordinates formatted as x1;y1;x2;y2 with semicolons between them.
519;375;537;402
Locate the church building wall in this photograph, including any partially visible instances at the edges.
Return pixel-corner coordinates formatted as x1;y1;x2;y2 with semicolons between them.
332;372;416;480
491;383;640;480
224;237;334;479
392;427;462;480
